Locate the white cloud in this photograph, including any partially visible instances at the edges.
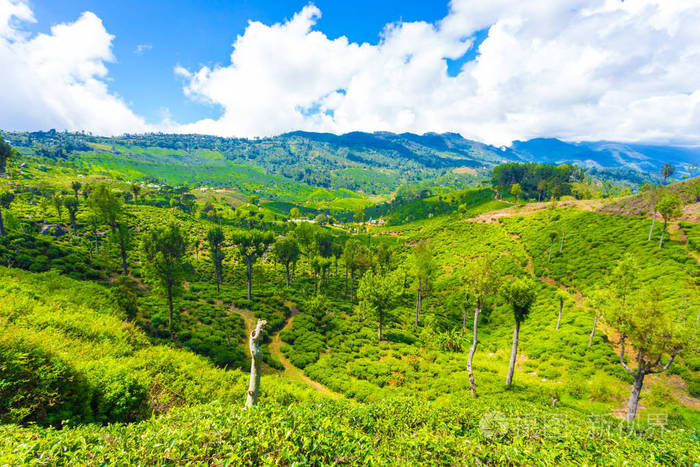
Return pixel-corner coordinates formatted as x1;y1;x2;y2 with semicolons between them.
0;0;149;135
177;1;700;146
134;43;152;55
2;0;700;145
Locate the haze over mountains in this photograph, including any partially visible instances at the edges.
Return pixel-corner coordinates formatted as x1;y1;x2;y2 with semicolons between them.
287;131;700;174
6;129;699;175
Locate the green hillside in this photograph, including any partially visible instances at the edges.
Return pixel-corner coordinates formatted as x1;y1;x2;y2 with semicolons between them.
0;136;698;465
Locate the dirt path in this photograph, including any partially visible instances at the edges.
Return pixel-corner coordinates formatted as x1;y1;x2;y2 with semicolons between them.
509;232;700;417
268;308;344;400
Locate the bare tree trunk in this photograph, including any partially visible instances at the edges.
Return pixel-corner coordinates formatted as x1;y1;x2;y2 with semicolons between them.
246;257;253;300
245;320;268;407
120;242;129;276
167;286;174;339
588;313;598;347
467;298;481;398
550;393;560;408
0;207;5;237
415;278;422;326
506;320;520;386
658;222;666;248
625;369;645;421
314;271;318;294
285;263;290;287
350;270;355;301
559;232;565;253
344;266;348;297
648;210;656;241
548;239;554;262
111;224;129;276
377;308;383;341
556;299;563;330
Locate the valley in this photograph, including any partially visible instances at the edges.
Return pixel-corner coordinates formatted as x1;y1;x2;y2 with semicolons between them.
0;132;698;465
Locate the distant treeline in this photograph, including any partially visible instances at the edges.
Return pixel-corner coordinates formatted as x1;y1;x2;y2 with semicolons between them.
492;163;585;200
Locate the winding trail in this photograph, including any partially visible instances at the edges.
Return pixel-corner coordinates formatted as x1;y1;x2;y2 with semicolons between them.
509;231;700;417
231;303;343;399
269;307;344;399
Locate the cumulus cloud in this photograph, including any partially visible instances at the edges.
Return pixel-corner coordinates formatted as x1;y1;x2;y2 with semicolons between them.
177;1;700;145
2;0;699;144
0;0;148;135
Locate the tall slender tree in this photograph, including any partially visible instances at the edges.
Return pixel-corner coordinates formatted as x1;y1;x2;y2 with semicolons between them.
89;185;130;275
295;222;318;260
207;227;225;294
0;136;15;174
555;289;567;330
412;240;435;326
343;239;361;299
141;222;188;338
586;288;608;347
656;193;682;249
463;255;502;398
0;191;14;237
64;197;79;235
273;236;300;287
606;286;692;421
357;270;403;342
71;181;82;199
662;163;675;184
646;187;662;241
130;183;141;203
53;194;63;222
310;256;331;294
547;231;557;262
375;243;393;273
503;278;537;386
231;230;274;300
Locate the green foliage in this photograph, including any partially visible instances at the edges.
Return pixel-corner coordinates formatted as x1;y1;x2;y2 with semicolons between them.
0;136;14;173
140;222;189;335
357;270;404;341
0;141;698;460
3;397;698;465
657;192;682;228
88;184;122;228
493;162;584;201
0;267;254;426
206;226;225;292
503;278;538;323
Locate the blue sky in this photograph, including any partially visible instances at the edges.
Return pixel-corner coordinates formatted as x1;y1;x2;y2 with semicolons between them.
24;0;450;123
2;1;699;145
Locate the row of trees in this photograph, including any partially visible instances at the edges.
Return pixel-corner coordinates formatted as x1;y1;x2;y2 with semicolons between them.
493;163;584;201
356;251;539;393
79;182;691;423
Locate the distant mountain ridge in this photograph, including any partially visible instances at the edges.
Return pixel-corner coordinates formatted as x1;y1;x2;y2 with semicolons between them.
509;138;700;174
284;131;699;175
3;130;698;193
